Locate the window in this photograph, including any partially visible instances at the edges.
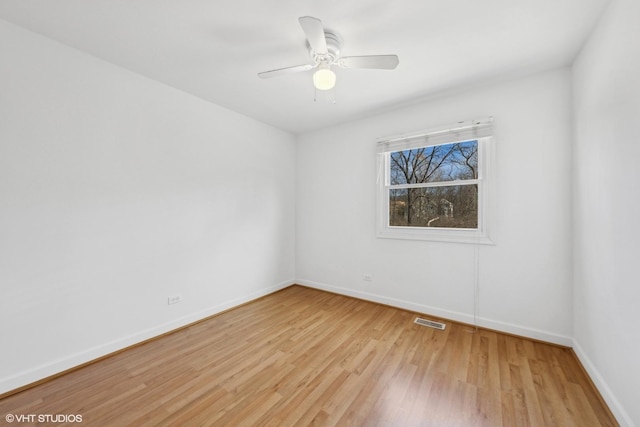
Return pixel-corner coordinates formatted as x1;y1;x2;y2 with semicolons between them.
376;119;494;244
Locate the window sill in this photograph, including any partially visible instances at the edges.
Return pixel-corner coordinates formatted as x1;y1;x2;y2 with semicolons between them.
376;226;495;245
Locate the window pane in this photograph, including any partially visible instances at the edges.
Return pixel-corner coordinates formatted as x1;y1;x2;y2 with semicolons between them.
389;185;478;228
389;140;478;185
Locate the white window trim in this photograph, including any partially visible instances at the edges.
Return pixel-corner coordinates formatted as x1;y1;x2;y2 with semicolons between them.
376;119;495;245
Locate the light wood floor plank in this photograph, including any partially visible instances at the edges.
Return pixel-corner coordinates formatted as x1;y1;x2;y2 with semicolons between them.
0;285;618;426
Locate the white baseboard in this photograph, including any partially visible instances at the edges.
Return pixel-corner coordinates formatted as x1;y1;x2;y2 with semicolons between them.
572;340;633;427
0;279;294;396
296;279;573;347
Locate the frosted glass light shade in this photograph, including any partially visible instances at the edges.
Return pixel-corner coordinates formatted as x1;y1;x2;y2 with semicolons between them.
313;68;336;91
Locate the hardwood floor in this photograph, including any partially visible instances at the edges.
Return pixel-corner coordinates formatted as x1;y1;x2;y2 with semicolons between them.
0;285;617;426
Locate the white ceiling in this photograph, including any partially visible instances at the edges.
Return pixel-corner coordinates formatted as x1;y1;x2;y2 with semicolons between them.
0;0;610;134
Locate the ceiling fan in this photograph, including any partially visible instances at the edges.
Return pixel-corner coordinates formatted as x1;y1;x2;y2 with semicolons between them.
258;16;399;91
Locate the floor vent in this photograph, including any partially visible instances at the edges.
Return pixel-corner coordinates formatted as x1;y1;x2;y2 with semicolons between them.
414;317;446;330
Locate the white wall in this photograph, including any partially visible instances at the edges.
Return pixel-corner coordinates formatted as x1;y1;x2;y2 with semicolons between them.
296;68;574;345
572;0;640;425
0;20;296;394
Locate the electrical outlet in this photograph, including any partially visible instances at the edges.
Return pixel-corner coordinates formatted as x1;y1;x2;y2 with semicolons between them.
168;294;182;305
363;274;373;282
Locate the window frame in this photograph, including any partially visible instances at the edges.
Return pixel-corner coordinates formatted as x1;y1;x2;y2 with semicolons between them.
376;120;495;244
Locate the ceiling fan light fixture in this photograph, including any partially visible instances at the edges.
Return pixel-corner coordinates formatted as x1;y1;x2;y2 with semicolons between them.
313;65;336;91
258;16;399;98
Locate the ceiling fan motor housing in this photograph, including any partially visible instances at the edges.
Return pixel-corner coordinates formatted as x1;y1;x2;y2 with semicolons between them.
309;31;342;64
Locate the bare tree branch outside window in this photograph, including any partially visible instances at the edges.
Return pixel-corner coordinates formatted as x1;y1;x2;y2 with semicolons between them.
389;140;478;228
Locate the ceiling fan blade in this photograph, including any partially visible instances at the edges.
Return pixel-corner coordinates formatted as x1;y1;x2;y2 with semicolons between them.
298;16;328;55
338;55;399;70
258;63;315;79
